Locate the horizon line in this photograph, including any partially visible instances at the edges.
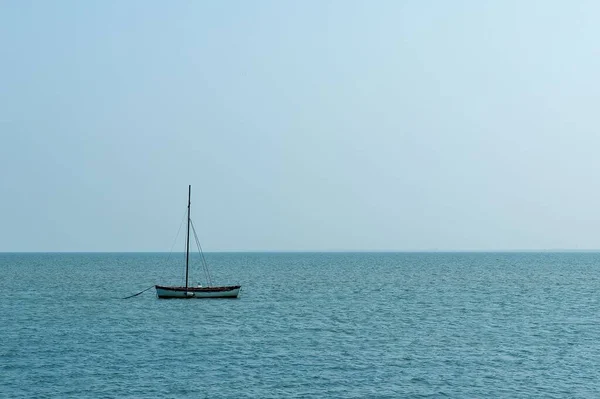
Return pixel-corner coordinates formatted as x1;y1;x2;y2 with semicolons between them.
3;249;600;254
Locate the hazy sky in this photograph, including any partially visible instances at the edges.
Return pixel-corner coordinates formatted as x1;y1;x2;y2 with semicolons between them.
2;1;600;252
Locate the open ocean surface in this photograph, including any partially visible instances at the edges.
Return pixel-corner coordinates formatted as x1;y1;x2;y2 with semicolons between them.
2;252;600;398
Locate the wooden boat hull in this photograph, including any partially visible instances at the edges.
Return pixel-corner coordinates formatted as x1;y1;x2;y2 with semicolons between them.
155;285;241;299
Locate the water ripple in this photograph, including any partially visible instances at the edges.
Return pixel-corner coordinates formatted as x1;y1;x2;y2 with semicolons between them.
1;252;600;397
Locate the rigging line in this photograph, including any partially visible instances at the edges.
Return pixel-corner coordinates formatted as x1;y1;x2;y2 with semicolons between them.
190;220;213;286
166;208;189;265
195;222;213;286
190;221;210;285
161;207;188;287
182;222;188;287
122;285;154;299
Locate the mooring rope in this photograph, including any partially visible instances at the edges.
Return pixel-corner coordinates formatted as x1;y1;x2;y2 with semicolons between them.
123;207;190;300
122;285;155;299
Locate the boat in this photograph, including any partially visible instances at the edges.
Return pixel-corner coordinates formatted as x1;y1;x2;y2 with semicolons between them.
155;185;241;299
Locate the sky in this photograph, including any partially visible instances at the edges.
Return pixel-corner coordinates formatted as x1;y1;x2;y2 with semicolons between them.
2;0;600;252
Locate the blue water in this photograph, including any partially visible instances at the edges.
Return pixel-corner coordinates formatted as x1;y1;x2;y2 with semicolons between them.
2;252;600;398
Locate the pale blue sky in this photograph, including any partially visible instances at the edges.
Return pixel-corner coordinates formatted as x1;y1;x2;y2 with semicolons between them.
2;1;600;251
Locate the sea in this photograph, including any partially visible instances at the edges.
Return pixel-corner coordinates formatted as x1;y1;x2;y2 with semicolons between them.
1;252;600;398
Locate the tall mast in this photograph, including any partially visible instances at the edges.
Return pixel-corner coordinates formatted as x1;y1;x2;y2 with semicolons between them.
185;185;191;289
